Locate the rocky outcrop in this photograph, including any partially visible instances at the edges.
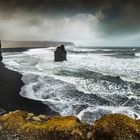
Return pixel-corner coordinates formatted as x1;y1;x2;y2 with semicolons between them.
0;41;3;61
93;114;140;140
0;111;140;140
0;110;92;140
54;45;67;62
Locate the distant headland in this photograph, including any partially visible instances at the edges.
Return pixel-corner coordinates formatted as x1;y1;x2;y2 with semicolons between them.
1;40;75;52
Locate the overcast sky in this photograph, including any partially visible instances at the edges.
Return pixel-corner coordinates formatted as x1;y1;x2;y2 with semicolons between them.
0;0;140;46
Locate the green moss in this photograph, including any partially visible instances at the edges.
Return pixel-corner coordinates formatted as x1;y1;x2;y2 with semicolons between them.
0;110;90;140
93;114;140;140
1;111;140;140
44;116;80;130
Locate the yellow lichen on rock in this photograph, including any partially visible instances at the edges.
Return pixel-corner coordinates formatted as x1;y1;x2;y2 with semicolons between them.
0;110;91;140
0;110;28;132
93;114;140;140
45;116;80;131
1;111;140;140
42;116;92;140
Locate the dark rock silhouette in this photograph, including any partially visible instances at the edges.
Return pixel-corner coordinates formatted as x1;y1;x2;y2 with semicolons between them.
0;41;3;61
54;45;67;62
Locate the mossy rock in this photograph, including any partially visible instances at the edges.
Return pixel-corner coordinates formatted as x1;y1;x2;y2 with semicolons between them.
1;110;140;140
0;110;92;140
93;114;140;140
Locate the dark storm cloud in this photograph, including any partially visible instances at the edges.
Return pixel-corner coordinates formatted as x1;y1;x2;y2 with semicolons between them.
0;0;140;31
0;0;140;46
99;0;140;35
0;0;139;14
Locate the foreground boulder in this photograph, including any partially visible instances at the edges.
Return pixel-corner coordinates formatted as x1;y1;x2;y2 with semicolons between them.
1;111;140;140
0;41;3;61
93;114;140;140
54;45;67;62
0;110;92;140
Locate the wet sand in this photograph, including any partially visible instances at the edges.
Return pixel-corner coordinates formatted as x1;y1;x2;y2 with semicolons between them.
0;62;59;116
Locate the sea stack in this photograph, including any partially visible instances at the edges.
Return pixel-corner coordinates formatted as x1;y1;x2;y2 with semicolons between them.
0;41;2;61
54;45;67;62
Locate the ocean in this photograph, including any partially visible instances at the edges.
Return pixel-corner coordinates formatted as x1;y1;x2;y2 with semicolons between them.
2;46;140;123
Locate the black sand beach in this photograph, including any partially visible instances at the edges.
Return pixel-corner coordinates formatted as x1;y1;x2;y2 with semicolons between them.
0;62;59;116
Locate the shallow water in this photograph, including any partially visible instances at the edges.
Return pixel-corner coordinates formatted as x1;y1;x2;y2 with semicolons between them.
3;46;140;123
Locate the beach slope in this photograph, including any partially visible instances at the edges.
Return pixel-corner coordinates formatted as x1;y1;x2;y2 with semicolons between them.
0;62;58;116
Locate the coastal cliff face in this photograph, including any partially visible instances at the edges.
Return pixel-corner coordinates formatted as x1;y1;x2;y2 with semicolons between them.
0;110;140;140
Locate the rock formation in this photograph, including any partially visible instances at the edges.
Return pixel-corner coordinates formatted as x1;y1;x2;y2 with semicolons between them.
0;110;92;140
54;45;67;62
0;41;3;61
93;114;140;140
0;111;140;140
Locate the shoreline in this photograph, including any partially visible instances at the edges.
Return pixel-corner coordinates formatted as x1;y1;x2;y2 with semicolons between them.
0;62;59;116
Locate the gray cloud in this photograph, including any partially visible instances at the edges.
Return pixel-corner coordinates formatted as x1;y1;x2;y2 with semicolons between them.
0;0;140;46
0;13;102;45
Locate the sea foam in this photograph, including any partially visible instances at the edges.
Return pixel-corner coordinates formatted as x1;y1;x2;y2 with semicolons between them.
2;47;140;123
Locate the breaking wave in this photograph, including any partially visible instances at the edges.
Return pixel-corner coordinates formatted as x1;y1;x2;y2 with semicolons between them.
2;47;140;123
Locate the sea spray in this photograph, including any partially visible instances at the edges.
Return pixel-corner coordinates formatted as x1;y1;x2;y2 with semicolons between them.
3;47;140;123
